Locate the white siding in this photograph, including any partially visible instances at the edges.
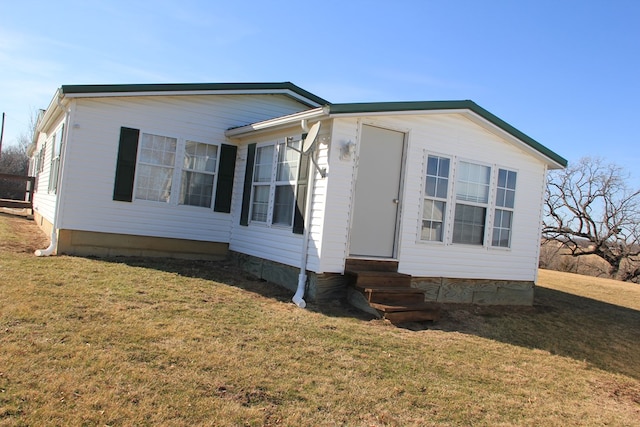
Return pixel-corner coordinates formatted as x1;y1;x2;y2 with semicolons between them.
56;94;310;243
319;114;548;281
32;114;66;224
228;123;331;271
317;118;359;273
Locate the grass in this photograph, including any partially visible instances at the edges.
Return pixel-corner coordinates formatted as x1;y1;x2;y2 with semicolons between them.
0;213;639;426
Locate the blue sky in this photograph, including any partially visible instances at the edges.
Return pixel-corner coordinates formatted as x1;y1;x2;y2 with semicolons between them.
1;1;638;183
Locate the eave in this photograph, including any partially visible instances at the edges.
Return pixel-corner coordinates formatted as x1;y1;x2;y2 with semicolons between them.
327;101;567;169
226;100;568;169
60;82;329;108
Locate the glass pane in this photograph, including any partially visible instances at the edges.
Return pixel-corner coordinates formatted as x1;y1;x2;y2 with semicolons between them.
498;168;507;188
492;209;513;247
276;142;300;182
423;199;445;222
505;189;515;208
180;171;214;208
453;204;486;245
456;161;490;204
436;177;448;199
492;228;511;247
439;158;450;178
496;188;506;207
426;176;437;197
426;156;450;199
135;164;172;202
273;185;295;225
251;186;270;222
492;228;502;247
427;156;439;176
184;141;218;173
506;170;517;190
501;210;513;228
254;145;274;182
139;133;177;167
421;220;443;241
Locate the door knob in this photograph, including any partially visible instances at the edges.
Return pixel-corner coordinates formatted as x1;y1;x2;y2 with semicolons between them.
393;199;399;204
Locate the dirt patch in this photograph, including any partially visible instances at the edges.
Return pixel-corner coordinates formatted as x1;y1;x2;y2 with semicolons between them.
0;212;49;253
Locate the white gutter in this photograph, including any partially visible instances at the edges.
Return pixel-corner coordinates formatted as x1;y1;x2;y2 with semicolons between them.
225;107;327;138
35;93;70;257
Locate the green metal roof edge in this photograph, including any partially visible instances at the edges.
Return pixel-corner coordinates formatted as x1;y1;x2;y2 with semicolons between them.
60;82;330;106
327;100;567;167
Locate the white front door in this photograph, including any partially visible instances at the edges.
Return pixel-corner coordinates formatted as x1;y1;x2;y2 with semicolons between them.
349;124;405;258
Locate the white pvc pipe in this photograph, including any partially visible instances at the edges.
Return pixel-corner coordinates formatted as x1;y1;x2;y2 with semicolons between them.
292;170;314;308
292;121;315;308
34;231;57;256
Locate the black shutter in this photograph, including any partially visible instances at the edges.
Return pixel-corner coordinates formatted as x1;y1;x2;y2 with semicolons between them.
213;144;237;213
239;143;256;226
293;150;311;234
113;127;140;202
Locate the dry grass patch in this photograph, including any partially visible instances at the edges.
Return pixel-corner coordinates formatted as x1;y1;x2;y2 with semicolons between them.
0;214;639;426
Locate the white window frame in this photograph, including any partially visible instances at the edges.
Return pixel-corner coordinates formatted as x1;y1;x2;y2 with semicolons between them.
249;138;300;228
179;141;218;208
491;167;518;248
132;131;221;208
418;154;518;249
420;153;451;242
451;160;493;246
48;125;64;194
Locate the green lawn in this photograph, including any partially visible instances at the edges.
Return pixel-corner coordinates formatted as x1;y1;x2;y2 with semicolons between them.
0;213;638;426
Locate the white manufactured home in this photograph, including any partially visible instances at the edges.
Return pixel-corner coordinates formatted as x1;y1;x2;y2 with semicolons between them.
30;82;566;316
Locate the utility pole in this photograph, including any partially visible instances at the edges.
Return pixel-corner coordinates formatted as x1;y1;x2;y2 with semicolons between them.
0;112;5;159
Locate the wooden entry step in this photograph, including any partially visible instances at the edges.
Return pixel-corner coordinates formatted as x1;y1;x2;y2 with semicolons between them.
345;258;398;272
370;303;441;323
345;259;440;324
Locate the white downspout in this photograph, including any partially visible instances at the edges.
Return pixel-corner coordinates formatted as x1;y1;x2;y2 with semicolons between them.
292;119;313;308
35;93;70;257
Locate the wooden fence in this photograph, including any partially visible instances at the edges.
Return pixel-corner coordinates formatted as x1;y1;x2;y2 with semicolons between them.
0;173;36;211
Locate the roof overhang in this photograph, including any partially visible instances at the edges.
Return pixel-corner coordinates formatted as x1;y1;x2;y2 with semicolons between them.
60;82;329;108
225;107;329;138
36;88;69;135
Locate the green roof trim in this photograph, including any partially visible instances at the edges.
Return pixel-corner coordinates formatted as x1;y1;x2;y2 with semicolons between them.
61;82;329;107
327;100;567;167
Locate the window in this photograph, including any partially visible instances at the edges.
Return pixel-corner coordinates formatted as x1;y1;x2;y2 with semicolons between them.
419;154;519;248
135;133;177;202
421;155;450;241
453;161;491;245
114;127;233;208
492;169;517;247
180;141;218;207
250;140;300;226
49;126;64;194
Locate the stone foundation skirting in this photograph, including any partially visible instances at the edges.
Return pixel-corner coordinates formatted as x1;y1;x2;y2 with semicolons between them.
412;277;534;306
229;251;348;303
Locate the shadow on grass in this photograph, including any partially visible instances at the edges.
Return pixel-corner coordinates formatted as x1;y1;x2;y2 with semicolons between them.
100;256;373;321
432;286;640;381
94;256;640;381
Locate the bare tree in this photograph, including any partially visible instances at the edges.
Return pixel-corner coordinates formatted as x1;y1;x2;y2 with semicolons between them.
0;109;39;199
543;157;640;282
